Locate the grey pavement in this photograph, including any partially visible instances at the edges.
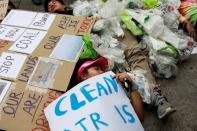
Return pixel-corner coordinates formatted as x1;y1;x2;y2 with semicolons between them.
9;0;197;131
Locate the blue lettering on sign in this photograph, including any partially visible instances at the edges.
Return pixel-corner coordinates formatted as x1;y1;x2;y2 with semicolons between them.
70;93;86;110
103;76;119;93
114;104;135;124
54;74;120;117
75;117;88;131
80;84;98;102
90;112;109;130
122;105;135;123
55;96;68;116
96;82;109;96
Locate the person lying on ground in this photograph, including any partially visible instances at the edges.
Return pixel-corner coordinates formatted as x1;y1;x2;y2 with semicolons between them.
72;55;176;120
75;57;144;121
44;0;73;15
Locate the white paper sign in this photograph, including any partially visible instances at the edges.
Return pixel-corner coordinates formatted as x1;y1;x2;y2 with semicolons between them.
0;25;25;41
44;71;144;131
0;79;11;103
50;34;84;61
29;13;56;31
0;52;27;79
0;0;8;20
1;10;37;28
9;29;47;54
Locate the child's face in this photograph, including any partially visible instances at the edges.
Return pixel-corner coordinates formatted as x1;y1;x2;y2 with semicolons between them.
48;0;65;12
81;65;104;81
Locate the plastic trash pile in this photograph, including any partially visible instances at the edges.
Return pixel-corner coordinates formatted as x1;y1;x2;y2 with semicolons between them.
72;0;196;78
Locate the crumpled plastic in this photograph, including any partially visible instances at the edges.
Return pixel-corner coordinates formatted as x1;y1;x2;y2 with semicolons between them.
124;9;165;38
148;50;178;78
128;70;151;104
92;17;124;37
120;10;143;36
158;26;194;50
80;35;98;60
90;34;127;70
98;0;126;18
71;1;93;16
157;0;181;30
140;35;177;58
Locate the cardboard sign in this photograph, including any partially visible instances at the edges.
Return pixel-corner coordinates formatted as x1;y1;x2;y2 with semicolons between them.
0;52;27;80
1;10;56;31
0;83;63;131
0;0;8;20
52;15;96;35
9;29;47;54
1;10;37;27
50;34;84;61
0;79;11;103
44;71;144;131
30;13;56;31
0;25;25;41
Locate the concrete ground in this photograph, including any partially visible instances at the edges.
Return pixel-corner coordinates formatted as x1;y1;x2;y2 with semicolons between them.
9;0;197;131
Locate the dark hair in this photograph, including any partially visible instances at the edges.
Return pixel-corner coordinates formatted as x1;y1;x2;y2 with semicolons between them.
44;0;65;12
66;58;94;91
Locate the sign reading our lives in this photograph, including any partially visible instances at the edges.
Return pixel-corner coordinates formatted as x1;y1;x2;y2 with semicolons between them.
9;29;47;54
0;52;27;80
1;10;56;31
44;71;144;131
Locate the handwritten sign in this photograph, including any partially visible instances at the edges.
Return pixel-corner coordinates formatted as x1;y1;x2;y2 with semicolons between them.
0;25;25;41
9;29;47;54
0;79;11;103
30;13;56;31
0;0;8;20
44;71;144;131
50;34;84;61
0;52;27;79
1;10;56;31
1;10;37;27
57;15;96;35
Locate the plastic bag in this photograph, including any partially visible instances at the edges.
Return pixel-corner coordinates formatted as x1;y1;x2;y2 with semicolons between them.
128;70;151;104
120;10;143;36
80;35;98;60
98;0;126;18
148;50;178;78
141;35;177;57
90;34;127;70
72;1;93;16
125;9;165;38
93;17;124;37
159;26;194;50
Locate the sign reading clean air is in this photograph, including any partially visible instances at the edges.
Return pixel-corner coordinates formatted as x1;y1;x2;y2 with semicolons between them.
44;71;144;131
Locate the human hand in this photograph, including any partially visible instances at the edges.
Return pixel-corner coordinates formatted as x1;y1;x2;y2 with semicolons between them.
113;73;135;84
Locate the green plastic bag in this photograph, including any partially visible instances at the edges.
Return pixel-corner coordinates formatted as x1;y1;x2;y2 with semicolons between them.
80;35;98;60
120;10;143;36
143;0;158;9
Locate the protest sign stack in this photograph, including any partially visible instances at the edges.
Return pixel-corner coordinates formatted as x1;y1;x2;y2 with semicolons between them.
0;9;96;130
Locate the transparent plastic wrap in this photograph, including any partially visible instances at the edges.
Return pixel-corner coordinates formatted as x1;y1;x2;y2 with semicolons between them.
158;26;194;50
148;49;178;78
125;9;165;38
157;0;181;30
98;0;126;18
140;35;177;58
92;17;124;37
128;70;151;104
72;1;93;16
90;34;127;70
